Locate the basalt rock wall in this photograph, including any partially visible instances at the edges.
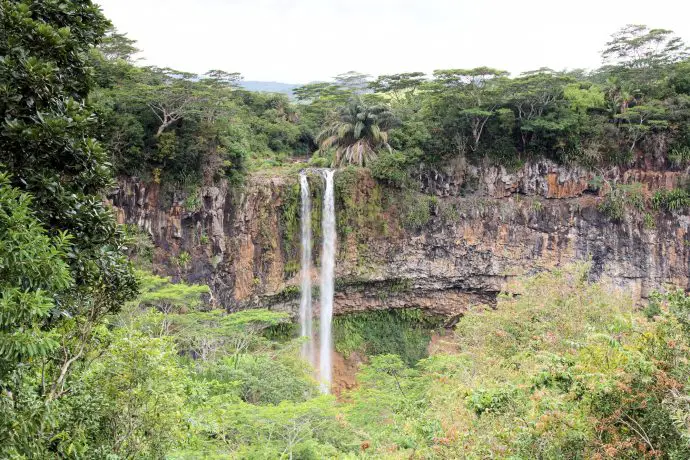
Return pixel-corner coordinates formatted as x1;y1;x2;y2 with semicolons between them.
110;160;690;318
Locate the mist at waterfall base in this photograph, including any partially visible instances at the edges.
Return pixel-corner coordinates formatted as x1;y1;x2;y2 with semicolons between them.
298;169;336;394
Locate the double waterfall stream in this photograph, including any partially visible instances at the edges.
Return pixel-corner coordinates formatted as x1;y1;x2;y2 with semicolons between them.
299;169;336;393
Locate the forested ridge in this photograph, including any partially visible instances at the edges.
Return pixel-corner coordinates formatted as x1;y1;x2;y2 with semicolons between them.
2;0;690;458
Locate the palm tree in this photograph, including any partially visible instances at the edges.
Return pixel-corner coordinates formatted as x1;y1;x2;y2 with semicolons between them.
317;97;399;167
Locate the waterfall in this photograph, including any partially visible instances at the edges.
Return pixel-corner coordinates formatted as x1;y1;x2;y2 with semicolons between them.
298;172;313;364
298;168;336;393
319;169;336;393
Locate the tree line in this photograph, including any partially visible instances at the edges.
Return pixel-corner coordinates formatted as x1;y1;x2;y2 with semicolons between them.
89;23;690;193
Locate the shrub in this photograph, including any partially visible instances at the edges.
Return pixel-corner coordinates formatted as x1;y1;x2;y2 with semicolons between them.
668;146;690;168
308;156;330;168
368;150;410;188
333;308;441;365
400;193;437;231
652;187;690;212
598;182;645;221
466;385;520;416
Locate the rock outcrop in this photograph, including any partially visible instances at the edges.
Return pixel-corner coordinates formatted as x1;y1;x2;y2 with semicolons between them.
110;160;690;319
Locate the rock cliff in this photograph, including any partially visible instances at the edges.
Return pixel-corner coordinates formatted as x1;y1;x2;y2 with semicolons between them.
110;161;690;319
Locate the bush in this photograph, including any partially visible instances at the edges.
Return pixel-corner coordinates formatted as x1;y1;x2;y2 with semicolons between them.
466;385;520;416
652;187;690;212
668;146;690;168
368;150;410;188
333;308;441;366
308;156;330;168
308;149;333;168
210;354;317;405
400;193;437;231
598;182;645;221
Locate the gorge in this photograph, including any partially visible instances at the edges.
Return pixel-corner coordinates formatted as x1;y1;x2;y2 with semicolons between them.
5;4;690;455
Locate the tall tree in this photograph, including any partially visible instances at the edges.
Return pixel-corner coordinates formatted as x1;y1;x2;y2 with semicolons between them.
370;72;427;104
317;97;399;166
602;25;688;69
0;0;136;454
601;25;688;97
334;71;372;94
503;70;573;152
433;67;508;153
137;67;201;138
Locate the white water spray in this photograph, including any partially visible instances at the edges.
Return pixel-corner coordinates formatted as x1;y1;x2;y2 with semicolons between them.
319;169;336;393
298;172;314;364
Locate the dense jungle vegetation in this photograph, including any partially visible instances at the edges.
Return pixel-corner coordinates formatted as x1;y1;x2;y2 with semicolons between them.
2;0;690;458
88;15;690;188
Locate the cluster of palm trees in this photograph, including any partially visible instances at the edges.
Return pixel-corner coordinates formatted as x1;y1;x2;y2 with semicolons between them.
316;97;398;167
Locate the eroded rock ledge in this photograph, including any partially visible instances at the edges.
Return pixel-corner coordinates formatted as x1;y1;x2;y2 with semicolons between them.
110;160;690;318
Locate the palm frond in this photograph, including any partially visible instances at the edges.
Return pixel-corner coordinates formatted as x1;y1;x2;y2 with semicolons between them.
318;97;398;166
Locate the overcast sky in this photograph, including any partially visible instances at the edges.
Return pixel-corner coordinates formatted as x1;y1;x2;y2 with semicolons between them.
96;0;690;84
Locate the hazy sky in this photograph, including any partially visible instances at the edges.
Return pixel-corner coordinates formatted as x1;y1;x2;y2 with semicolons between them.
96;0;690;84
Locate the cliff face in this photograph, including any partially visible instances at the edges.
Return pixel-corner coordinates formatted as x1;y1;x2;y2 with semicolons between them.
110;161;690;318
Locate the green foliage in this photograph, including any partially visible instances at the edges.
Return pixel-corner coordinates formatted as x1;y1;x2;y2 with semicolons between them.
602;24;688;69
208;354;317;405
279;181;301;276
272;284;301;303
88;20;690;183
652;187;690;211
333;166;388;240
400;192;437;231
342;266;690;458
173;251;192;271
4;5;690;457
669;146;690;168
0;173;71;369
123;224;155;267
317;96;400;166
134;270;209;311
187;395;355;458
0;3;137;456
368;149;410;187
333;308;441;366
598;182;646;220
465;385;520;416
92;35;311;185
83;330;187;458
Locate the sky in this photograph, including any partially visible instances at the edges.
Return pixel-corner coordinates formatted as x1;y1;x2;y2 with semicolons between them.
96;0;690;84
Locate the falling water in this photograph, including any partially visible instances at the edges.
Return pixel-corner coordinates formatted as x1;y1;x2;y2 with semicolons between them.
319;169;336;393
298;172;314;364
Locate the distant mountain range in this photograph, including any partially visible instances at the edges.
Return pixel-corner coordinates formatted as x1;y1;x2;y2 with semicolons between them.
239;81;300;97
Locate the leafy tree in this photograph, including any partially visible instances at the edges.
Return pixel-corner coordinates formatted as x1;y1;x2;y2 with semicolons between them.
430;67;509;153
503;70;574;152
0;0;137;318
334;71;372;94
370;72;427;104
98;27;140;63
601;25;688;98
602;24;688;69
0;174;72;372
615;100;669;153
190;395;351;458
317;97;399;166
172;308;287;365
0;2;136;455
84;330;188;458
293;82;350;104
118;271;209;336
0;0;136;383
136;67;201;139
